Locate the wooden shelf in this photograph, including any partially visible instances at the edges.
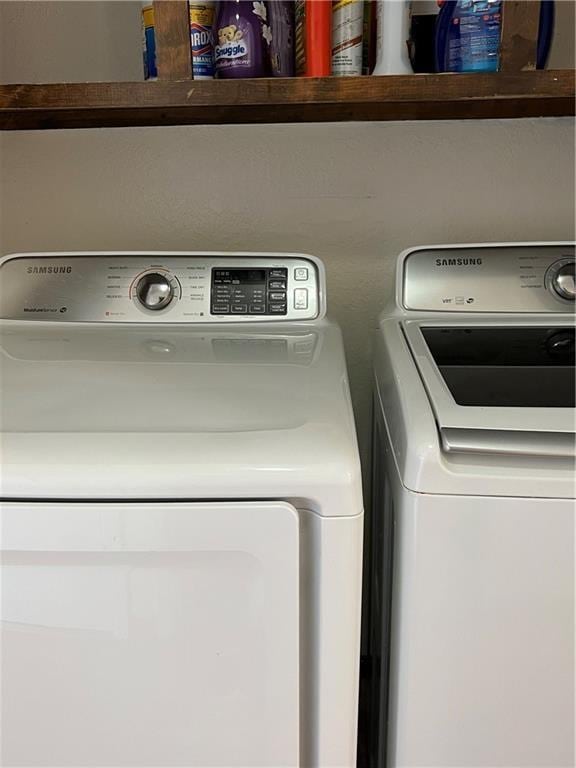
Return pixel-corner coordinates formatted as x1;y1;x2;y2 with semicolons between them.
0;71;573;130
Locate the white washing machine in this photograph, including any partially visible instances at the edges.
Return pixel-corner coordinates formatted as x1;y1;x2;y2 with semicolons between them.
0;251;363;768
368;243;575;767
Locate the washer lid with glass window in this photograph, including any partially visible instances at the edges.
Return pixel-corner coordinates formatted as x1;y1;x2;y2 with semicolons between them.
403;321;575;457
398;243;575;459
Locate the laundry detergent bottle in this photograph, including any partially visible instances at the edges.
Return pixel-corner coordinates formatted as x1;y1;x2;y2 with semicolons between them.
435;0;502;73
435;0;555;73
215;0;269;78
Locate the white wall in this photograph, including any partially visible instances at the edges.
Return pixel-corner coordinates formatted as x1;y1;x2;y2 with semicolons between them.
0;2;575;482
0;1;143;83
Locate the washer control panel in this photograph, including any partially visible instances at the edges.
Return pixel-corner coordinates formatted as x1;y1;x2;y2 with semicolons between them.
403;244;575;312
0;253;322;323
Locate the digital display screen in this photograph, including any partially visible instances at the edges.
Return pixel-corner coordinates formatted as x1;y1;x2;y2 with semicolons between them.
213;269;266;284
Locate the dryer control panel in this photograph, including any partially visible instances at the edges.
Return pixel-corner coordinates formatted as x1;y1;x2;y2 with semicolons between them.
403;244;575;313
0;253;323;323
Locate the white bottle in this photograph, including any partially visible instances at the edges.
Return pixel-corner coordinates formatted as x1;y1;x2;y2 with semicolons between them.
372;0;412;75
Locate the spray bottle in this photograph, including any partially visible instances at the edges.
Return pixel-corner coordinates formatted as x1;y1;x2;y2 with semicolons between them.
372;0;412;75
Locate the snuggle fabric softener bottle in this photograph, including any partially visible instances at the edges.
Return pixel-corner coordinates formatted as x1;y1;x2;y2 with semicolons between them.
215;0;269;78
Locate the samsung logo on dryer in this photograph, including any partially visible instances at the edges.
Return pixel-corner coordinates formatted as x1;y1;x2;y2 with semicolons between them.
27;265;72;274
435;257;483;267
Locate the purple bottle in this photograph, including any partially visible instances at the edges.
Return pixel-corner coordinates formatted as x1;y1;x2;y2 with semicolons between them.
214;0;269;78
268;1;295;77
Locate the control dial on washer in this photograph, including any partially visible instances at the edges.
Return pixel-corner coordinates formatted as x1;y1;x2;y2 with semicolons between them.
546;259;575;302
136;272;174;310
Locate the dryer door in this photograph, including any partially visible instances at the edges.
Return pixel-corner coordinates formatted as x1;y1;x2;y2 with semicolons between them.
1;501;299;767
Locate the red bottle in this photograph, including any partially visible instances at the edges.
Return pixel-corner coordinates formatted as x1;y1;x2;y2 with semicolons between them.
296;0;332;76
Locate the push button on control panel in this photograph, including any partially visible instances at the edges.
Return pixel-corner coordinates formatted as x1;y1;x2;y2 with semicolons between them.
294;267;309;281
267;268;287;315
294;288;309;310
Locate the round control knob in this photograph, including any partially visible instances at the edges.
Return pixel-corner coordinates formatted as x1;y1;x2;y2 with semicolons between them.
135;273;174;311
546;259;575;302
551;262;575;301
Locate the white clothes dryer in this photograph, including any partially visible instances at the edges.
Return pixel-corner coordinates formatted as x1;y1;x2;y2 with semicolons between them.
0;251;364;768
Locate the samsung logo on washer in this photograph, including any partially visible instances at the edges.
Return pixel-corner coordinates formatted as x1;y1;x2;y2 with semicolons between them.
435;257;483;267
27;265;72;274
